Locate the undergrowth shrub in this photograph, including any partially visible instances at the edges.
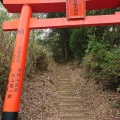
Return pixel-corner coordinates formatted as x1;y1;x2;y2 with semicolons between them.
82;35;120;87
0;4;17;100
0;34;51;99
26;41;52;78
69;28;88;59
0;31;15;99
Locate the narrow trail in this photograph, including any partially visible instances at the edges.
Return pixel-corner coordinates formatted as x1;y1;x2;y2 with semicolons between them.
57;67;93;120
1;62;119;120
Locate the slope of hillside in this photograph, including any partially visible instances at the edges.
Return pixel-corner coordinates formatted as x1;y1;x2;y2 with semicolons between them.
0;62;119;120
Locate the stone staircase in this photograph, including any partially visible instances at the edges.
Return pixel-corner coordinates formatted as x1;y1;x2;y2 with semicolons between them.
13;63;118;120
57;78;93;120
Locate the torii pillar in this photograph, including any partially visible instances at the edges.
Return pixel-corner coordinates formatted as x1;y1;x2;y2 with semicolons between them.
1;0;120;120
2;5;32;120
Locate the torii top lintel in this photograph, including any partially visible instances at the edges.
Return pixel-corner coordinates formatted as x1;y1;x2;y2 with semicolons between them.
3;0;120;13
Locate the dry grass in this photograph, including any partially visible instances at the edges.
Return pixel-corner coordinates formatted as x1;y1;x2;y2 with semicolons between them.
0;62;120;119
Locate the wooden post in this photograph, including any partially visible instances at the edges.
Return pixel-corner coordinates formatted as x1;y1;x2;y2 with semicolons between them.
2;5;32;120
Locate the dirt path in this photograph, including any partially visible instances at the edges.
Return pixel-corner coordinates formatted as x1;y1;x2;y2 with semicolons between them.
0;62;120;119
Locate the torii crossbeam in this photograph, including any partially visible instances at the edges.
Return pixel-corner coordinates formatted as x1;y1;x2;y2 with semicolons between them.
2;0;120;13
1;0;120;120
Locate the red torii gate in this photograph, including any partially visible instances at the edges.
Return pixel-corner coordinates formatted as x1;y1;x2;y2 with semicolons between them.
1;0;120;120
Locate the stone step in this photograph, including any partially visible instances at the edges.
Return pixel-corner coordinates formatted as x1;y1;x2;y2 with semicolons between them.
60;109;88;114
59;79;70;82
60;96;80;100
59;90;77;93
59;104;82;108
58;115;92;119
59;111;89;116
60;91;78;94
59;91;77;94
59;88;77;91
60;81;72;83
60;84;74;87
58;87;78;91
60;86;75;89
60;93;78;97
59;85;75;87
60;82;72;84
59;100;80;104
59;86;76;89
59;90;78;93
60;84;72;86
59;102;81;106
60;97;80;101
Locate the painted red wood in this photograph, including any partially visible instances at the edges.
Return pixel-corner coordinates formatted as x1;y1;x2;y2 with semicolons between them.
3;12;120;31
3;0;120;13
66;0;86;19
3;5;32;112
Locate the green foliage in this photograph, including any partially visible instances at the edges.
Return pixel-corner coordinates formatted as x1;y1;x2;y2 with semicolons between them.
26;41;52;77
110;101;120;108
46;13;73;61
0;4;16;98
117;86;120;92
103;26;120;49
48;34;62;60
69;28;88;59
83;35;120;86
0;30;15;98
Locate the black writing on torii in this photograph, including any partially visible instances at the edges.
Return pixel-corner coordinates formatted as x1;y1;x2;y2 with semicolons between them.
74;0;78;15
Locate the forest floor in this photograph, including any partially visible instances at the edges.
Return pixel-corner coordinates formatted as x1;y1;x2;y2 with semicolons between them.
0;62;120;120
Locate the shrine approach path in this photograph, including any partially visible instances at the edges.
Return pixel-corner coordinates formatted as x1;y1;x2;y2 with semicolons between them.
18;62;119;120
